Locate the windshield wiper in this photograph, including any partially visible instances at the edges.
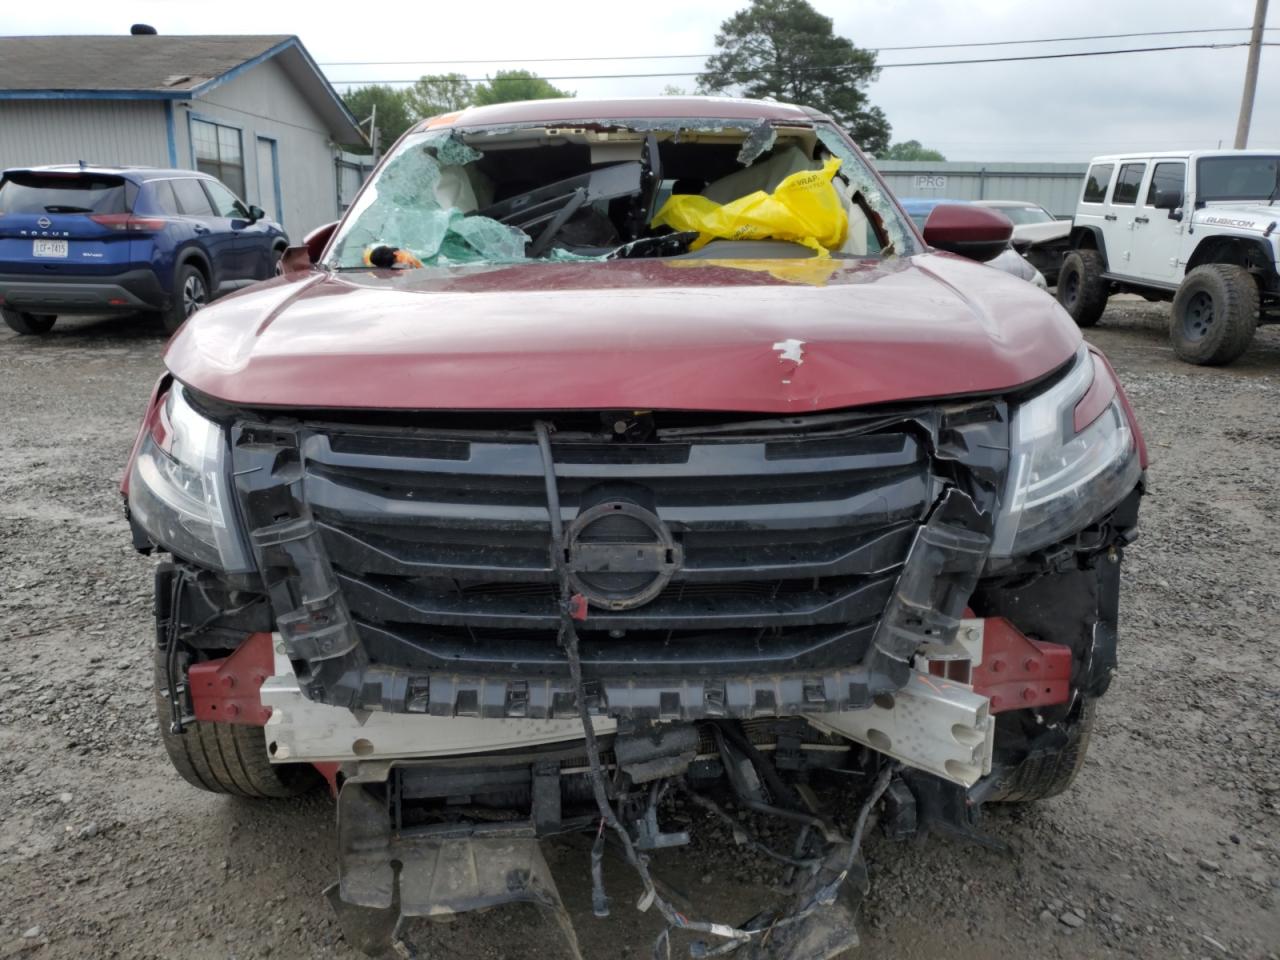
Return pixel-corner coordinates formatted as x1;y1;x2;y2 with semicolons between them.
44;204;93;213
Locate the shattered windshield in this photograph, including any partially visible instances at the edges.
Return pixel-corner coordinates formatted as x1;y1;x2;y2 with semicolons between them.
325;119;918;270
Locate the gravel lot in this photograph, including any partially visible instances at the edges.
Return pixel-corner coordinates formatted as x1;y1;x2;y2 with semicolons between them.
0;300;1277;960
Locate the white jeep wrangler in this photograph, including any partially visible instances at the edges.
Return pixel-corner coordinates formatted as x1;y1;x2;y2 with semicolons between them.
1059;150;1280;365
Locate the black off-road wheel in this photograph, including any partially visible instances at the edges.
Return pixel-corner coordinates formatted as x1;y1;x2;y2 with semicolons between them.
162;262;209;334
1057;250;1109;328
2;308;56;335
988;701;1096;803
154;641;318;798
1170;264;1259;366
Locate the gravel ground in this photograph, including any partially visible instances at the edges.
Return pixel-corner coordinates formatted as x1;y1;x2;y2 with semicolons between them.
0;300;1277;960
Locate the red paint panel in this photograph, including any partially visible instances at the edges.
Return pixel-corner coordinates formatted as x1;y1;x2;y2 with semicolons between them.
119;372;170;497
1089;346;1149;469
1072;352;1117;432
311;762;341;797
970;618;1072;714
188;631;275;726
165;254;1081;413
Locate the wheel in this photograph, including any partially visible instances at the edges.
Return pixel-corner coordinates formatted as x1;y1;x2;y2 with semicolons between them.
988;701;1096;803
271;244;287;276
163;262;209;334
1056;250;1109;328
1170;264;1259;366
2;308;56;335
154;639;318;798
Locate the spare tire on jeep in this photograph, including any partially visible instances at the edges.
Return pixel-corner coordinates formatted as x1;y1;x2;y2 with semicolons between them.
1057;250;1109;328
1170;263;1259;366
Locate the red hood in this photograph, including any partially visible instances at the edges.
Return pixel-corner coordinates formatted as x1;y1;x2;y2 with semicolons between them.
165;254;1081;412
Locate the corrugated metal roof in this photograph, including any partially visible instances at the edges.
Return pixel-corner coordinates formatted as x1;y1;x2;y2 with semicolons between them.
0;34;291;92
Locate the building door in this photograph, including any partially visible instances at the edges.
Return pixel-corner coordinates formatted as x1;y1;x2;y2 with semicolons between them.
256;137;282;225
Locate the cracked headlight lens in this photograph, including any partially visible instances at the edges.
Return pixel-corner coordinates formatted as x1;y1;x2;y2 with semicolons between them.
127;382;253;572
990;347;1142;557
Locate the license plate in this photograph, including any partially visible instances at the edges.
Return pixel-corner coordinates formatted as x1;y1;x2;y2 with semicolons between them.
33;239;68;258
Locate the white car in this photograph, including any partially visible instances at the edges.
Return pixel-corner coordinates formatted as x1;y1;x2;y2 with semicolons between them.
900;197;1047;288
1059;150;1280;365
988;246;1047;289
974;200;1069;284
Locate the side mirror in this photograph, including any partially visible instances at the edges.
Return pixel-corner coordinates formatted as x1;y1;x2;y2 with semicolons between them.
1151;188;1182;211
247;204;266;223
280;221;338;274
921;204;1013;263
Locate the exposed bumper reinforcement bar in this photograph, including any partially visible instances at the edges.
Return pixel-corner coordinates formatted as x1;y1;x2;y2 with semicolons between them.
261;621;1000;788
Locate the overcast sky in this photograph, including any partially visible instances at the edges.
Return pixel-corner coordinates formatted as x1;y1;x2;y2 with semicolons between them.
2;0;1276;161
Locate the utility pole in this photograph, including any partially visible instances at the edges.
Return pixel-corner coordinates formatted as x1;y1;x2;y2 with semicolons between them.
1234;0;1270;148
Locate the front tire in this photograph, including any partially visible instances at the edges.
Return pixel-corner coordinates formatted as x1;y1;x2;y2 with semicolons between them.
988;701;1096;803
154;640;317;798
1057;250;1109;328
1170;264;1258;366
2;308;56;335
163;262;209;334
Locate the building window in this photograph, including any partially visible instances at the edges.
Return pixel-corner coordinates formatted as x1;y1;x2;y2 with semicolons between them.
191;118;245;199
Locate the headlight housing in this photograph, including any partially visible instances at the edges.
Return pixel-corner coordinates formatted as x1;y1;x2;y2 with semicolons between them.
990;347;1142;557
127;382;253;572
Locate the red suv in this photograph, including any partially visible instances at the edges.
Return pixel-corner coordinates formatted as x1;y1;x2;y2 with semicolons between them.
123;98;1145;959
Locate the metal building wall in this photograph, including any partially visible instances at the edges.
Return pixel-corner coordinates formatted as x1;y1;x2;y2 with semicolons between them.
874;161;1088;217
0;100;169;171
336;151;375;212
173;56;345;235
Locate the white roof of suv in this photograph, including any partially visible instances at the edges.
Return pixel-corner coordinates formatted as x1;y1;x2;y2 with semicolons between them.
1088;149;1280;162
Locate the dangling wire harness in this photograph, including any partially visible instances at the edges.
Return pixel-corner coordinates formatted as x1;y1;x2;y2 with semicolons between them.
533;420;894;958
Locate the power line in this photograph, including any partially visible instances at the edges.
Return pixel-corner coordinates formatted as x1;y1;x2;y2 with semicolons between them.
316;26;1275;66
329;41;1271;85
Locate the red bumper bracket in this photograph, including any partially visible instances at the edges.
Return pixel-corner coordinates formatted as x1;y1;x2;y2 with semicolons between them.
969;617;1072;713
188;631;275;726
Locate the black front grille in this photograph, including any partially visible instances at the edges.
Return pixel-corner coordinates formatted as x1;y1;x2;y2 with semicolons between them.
294;422;933;679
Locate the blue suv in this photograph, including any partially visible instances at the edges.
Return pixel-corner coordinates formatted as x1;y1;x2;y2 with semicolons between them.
0;165;288;335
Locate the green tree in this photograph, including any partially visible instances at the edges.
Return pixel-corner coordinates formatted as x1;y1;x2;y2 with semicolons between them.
661;84;689;96
696;0;891;155
883;140;947;161
406;72;475;120
340;84;413;151
472;70;573;106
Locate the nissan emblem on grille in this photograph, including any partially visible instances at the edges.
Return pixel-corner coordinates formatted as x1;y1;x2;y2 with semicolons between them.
561;499;682;610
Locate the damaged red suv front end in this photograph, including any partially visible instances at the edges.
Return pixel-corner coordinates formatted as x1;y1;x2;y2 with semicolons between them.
123;97;1145;958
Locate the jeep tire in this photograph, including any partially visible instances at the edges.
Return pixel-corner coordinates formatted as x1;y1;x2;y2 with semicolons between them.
2;308;56;335
1170;263;1258;366
154;641;318;798
989;700;1096;803
162;262;208;334
1057;250;1109;328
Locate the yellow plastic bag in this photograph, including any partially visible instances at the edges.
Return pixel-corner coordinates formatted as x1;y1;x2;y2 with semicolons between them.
651;157;848;254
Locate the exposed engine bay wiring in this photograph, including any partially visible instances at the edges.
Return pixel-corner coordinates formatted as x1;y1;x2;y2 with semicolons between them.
534;419;896;958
